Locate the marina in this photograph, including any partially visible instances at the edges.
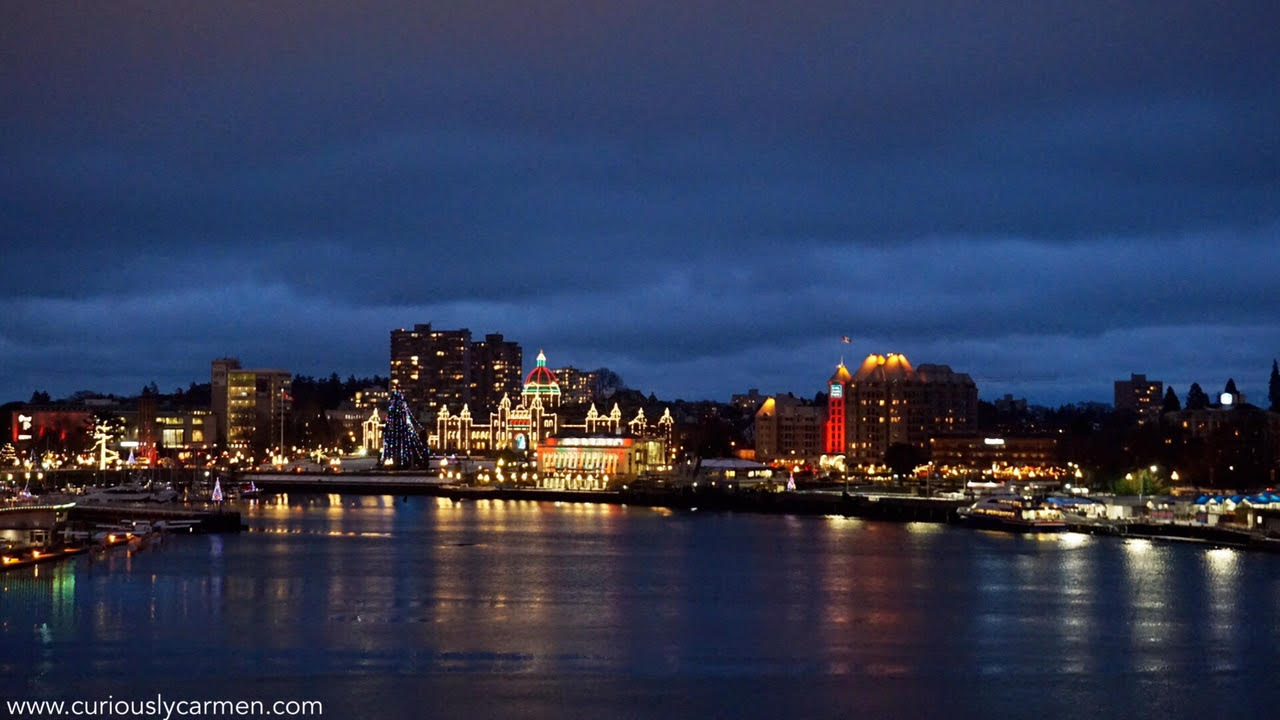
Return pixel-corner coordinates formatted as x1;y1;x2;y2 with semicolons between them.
1;496;242;574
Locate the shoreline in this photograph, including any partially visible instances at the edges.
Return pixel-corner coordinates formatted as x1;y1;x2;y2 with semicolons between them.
241;473;1280;553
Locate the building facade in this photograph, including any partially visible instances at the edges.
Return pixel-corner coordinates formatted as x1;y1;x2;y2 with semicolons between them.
390;325;525;422
212;360;291;451
552;366;596;405
390;324;473;420
537;435;668;489
432;350;673;456
826;353;978;466
1115;373;1163;424
471;333;523;412
754;393;825;460
928;435;1062;477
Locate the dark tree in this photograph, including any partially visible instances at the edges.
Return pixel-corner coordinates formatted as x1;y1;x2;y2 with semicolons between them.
884;443;928;478
1224;378;1239;396
1186;383;1210;410
590;368;625;399
1269;360;1280;412
29;390;51;404
1161;387;1181;414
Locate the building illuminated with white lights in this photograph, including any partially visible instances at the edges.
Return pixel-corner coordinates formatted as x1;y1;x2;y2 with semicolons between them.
431;350;674;458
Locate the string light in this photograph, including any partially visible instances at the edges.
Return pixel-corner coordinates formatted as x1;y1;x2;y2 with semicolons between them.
381;391;429;468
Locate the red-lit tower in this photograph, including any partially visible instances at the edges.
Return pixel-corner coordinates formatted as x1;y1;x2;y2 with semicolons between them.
824;362;853;454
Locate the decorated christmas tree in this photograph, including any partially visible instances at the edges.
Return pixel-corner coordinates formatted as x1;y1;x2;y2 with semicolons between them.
380;392;429;469
0;443;17;467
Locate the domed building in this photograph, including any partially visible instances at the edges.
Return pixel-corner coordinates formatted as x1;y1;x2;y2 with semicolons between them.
522;351;561;408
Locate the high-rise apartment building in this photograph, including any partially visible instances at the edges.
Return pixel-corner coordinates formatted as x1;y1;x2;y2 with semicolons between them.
390;324;523;421
1114;373;1163;424
471;333;523;412
826;353;978;466
211;358;291;450
390;324;473;419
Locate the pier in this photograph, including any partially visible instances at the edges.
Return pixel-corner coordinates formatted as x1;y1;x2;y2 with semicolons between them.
243;473;968;522
1;501;243;574
69;502;244;534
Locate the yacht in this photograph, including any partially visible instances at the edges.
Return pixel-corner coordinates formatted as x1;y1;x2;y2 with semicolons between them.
82;483;179;504
957;494;1068;533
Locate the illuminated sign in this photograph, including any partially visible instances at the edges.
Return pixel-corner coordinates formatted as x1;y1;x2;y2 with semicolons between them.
558;437;627;448
1220;393;1234;406
18;415;32;431
830;384;843;398
983;438;1006;446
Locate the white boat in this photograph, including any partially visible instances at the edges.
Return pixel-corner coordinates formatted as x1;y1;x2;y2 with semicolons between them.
82;484;179;504
957;494;1068;533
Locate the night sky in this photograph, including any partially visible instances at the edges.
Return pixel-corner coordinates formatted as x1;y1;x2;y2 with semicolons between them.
2;1;1278;406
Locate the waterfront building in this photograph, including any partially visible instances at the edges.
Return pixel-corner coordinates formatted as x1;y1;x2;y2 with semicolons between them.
536;434;668;489
928;435;1063;480
754;393;824;459
1115;373;1163;424
432;351;673;456
434;394;674;456
827;353;978;466
211;358;291;450
9;406;93;448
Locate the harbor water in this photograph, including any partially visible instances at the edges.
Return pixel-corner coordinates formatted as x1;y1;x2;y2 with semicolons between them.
3;495;1280;718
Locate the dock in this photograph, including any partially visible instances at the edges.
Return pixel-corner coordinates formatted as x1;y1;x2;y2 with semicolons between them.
69;502;245;534
1;501;243;574
243;473;967;522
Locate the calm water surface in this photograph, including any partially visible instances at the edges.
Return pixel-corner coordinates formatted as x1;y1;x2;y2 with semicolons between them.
3;495;1279;718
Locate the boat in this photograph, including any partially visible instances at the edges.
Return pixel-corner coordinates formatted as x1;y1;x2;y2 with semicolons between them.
81;483;179;504
236;481;262;499
957;494;1068;533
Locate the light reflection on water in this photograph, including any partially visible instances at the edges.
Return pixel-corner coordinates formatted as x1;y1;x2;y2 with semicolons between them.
1;497;1279;717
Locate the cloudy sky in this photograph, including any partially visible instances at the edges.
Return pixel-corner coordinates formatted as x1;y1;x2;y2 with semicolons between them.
2;1;1278;406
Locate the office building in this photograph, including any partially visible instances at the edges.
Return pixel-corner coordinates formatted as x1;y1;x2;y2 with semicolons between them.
211;358;291;450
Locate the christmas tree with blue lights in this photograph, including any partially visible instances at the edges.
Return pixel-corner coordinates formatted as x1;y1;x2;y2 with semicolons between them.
381;392;429;469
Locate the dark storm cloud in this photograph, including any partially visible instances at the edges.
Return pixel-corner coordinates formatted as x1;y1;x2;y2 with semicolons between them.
1;1;1278;404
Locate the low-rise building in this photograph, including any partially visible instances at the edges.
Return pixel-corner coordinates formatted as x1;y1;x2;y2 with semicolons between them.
929;435;1062;477
536;434;667;489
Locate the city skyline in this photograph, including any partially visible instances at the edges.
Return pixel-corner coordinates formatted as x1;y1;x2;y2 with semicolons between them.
3;1;1278;407
4;333;1275;413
